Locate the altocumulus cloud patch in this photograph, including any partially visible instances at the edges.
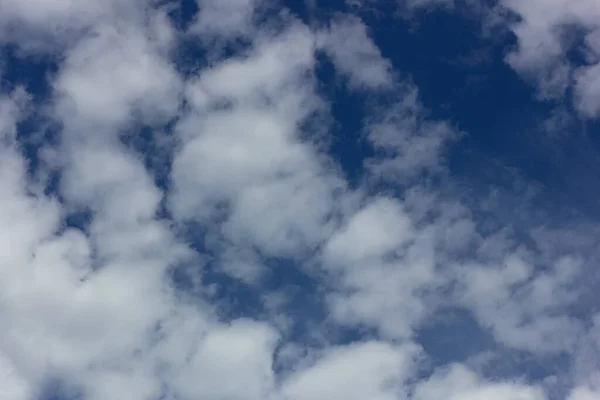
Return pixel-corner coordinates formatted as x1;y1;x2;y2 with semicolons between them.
0;0;599;400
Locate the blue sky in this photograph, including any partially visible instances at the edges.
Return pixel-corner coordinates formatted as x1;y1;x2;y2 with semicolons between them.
1;1;600;400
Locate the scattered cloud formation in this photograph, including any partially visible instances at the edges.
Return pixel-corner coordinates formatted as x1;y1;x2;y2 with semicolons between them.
0;1;599;400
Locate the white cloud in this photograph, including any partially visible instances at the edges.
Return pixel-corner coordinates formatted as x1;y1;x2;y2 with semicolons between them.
569;385;600;400
413;363;547;400
498;0;600;113
282;341;421;400
0;10;195;400
456;253;584;353
317;16;393;90
172;319;279;400
54;17;181;130
321;197;434;339
0;353;31;400
169;22;346;276
573;314;600;387
364;88;458;181
574;61;600;117
324;197;414;265
192;0;261;39
0;0;155;51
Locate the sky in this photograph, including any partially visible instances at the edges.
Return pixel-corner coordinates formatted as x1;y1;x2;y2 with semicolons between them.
0;0;600;399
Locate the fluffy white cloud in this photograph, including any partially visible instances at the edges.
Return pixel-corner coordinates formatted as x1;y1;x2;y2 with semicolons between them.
283;341;421;400
569;386;600;400
413;363;547;400
0;352;30;400
499;0;600;114
169;22;346;280
0;0;158;52
322;197;434;339
171;319;279;400
192;0;261;38
317;16;393;90
456;253;584;353
53;15;181;130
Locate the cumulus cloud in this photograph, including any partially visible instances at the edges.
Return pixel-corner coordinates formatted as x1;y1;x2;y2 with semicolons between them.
282;341;421;400
191;0;262;39
0;0;598;400
322;196;435;339
317;16;393;90
53;14;180;130
497;0;600;116
413;363;546;400
0;0;159;52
